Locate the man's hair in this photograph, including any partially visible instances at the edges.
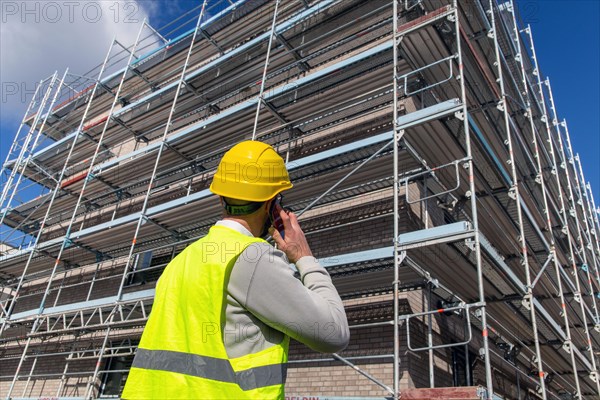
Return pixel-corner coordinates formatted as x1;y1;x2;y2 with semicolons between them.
222;197;265;216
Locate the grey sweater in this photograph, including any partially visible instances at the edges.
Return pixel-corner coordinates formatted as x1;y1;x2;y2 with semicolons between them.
216;220;350;358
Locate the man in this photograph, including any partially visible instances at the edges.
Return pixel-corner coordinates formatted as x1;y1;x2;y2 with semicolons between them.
122;140;349;399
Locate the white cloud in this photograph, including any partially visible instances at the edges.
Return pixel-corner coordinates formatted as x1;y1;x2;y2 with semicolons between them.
0;0;159;121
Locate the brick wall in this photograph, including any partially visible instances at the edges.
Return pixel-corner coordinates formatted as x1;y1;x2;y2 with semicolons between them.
285;322;397;398
11;261;124;315
284;288;474;397
0;354;98;398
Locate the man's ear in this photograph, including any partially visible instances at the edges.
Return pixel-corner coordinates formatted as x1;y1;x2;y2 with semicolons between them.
264;198;273;212
219;197;228;217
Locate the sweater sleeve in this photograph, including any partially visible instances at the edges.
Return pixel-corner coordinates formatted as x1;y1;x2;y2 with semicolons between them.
228;242;350;353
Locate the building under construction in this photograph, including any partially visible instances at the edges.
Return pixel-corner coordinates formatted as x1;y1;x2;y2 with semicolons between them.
2;0;600;398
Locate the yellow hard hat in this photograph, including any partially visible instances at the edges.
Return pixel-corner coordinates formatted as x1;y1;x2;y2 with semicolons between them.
210;141;293;202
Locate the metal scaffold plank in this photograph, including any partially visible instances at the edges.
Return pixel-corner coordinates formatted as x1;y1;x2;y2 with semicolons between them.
396;98;462;130
7;289;156;323
397;221;473;250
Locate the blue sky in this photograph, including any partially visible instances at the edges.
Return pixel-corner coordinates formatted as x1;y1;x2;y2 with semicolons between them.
1;0;599;213
516;0;600;210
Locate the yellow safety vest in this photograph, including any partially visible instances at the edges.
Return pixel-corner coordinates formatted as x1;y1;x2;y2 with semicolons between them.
122;225;289;399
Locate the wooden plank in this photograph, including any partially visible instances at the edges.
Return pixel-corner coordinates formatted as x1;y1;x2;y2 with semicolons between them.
401;387;482;400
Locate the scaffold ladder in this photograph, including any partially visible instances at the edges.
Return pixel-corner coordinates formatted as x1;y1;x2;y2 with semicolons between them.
0;79;45;211
0;72;59;224
487;1;547;397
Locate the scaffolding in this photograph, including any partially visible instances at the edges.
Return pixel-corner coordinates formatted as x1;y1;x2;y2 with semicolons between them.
1;0;599;399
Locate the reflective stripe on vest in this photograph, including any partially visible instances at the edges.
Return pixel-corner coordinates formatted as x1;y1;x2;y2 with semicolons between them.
132;348;287;390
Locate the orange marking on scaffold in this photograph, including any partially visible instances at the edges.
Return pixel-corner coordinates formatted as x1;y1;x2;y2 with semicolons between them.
396;6;450;34
437;309;444;313
482;329;488;337
82;115;108;131
53;83;94;111
25;112;38;121
132;238;137;245
60;172;86;189
538;371;544;378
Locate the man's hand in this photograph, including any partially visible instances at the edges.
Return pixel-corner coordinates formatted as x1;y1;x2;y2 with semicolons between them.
269;209;313;264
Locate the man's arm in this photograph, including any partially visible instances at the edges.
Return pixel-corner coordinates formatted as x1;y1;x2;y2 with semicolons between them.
228;210;349;353
229;244;349;353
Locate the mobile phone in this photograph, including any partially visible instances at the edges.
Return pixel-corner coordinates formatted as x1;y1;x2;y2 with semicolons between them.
269;196;285;239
